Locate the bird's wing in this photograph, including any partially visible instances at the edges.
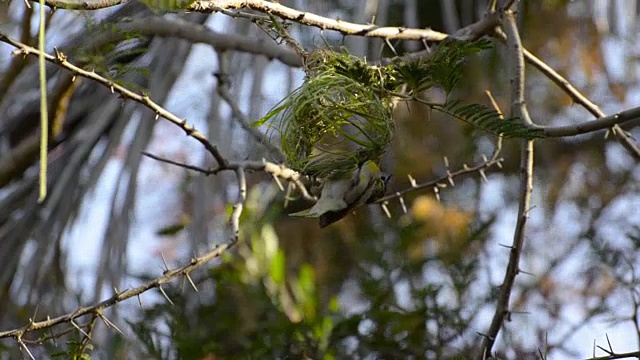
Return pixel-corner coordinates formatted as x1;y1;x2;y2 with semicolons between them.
344;161;379;206
289;178;351;217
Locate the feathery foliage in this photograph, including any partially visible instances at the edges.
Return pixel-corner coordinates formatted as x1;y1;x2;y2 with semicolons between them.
393;39;492;95
434;101;545;139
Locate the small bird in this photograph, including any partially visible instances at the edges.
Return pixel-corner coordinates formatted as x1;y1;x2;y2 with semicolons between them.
290;160;390;227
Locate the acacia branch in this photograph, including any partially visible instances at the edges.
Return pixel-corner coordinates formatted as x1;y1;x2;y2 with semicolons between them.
187;1;640;142
0;29;312;208
475;10;534;359
586;350;640;360
0;122;256;341
0;236;236;339
141;152;314;201
189;0;497;42
536;106;640;138
0;32;229;168
493;30;640;158
376;156;503;203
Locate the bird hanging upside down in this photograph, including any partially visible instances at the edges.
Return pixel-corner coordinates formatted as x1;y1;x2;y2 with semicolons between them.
290;160;390;228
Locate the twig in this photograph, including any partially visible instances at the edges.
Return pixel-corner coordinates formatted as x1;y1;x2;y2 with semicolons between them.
535;106;640;138
474;10;534;359
485;90;504;156
141;152;315;201
142;152;214;173
375;156;503;203
586;350;640;360
522;46;640;157
0;234;237;339
113;17;302;67
215;52;285;160
29;0;125;10
493;30;640;159
190;0;450;41
0;32;228;168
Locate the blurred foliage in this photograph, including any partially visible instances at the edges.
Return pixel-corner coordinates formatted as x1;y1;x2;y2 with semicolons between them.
128;185;494;358
50;341;93;360
71;18;152;91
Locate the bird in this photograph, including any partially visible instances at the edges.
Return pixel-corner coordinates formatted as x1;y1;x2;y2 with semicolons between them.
290;160;390;228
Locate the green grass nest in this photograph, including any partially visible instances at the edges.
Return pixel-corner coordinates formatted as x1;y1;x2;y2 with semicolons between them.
259;52;397;178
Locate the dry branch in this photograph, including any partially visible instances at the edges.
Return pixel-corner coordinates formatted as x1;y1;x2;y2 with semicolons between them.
474;10;535;359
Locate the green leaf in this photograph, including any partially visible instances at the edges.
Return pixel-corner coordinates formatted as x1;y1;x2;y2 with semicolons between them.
253;102;289;127
155;221;188;236
269;249;286;285
435;100;545;139
394;39;492;95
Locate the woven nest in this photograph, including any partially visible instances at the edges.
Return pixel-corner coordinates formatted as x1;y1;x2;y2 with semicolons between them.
274;71;394;178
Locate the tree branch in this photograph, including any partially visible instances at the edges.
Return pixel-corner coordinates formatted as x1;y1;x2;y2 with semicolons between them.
30;0;126;10
185;1;640;144
537;106;640;138
0;32;229;168
586;349;640;360
0;237;236;339
189;0;450;41
493;30;640;159
141;151;315;201
475;10;534;359
375;156;503;203
114;17;303;67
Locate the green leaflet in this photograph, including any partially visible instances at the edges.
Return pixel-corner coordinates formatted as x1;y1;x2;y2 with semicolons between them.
434;101;545;139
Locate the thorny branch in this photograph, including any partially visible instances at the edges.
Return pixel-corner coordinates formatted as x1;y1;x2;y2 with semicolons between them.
586;346;640;360
141;152;314;201
376;156;503;204
189;0;452;42
18;0;640;147
474;10;535;359
492;31;640;158
0;232;236;340
1;139;259;342
0;33;228;168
